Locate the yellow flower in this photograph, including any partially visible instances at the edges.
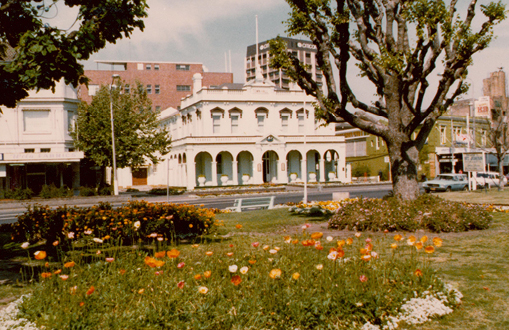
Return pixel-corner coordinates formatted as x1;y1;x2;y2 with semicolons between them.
433;237;443;247
204;270;212;278
390;243;398;249
198;286;208;294
240;267;249;274
420;236;428;243
425;246;435;254
292;272;300;280
415;242;423;250
393;234;403;241
269;268;282;279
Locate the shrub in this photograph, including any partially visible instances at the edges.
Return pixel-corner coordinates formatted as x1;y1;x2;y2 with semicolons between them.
328;194;492;233
79;186;97;196
98;186;112;196
10;200;217;246
4;187;33;200
125;188;139;193
39;185;73;199
148;187;186;195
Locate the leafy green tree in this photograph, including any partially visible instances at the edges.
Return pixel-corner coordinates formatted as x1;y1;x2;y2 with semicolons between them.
71;83;171;179
270;0;506;200
0;0;148;109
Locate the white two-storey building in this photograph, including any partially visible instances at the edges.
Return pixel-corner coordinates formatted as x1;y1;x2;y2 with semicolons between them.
119;71;349;190
0;81;84;195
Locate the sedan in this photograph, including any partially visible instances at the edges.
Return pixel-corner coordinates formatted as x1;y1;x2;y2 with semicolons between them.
422;174;469;193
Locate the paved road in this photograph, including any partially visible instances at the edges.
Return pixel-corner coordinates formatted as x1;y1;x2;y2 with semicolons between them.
0;183;392;225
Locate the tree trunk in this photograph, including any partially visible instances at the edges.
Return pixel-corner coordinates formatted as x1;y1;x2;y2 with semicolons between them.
388;142;420;200
498;160;505;191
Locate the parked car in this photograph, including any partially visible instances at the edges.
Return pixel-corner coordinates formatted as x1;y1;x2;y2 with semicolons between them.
470;172;508;189
422;173;468;193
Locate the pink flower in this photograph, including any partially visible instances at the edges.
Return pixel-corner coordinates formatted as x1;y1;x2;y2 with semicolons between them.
177;262;185;269
251;242;260;248
177;281;185;289
105;257;114;263
359;275;368;283
365;238;372;243
155;271;163;276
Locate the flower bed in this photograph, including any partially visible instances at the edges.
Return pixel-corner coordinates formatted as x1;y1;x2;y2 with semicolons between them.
9;229;461;329
10;200;217;247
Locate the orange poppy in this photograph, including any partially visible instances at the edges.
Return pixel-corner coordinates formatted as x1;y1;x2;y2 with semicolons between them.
204;270;212;278
393;234;403;241
414;242;423;250
86;286;95;295
119;269;126;275
346;238;353;245
361;254;372;262
248;260;256;265
194;274;202;280
54;269;62;274
407;235;416;243
205;251;213;256
231;275;242;286
337;240;346;248
315;244;323;251
414;269;423;277
154;251;166;258
34;251;46;260
390;243;398;249
292;272;300;280
41;272;52;278
420;236;428;243
292;239;299;244
64;261;75;268
310;232;323;239
365;243;373;252
167;249;180;258
235;224;243;229
425;246;435;254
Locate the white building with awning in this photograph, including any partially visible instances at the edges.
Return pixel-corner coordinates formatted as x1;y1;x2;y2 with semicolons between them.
0;81;84;195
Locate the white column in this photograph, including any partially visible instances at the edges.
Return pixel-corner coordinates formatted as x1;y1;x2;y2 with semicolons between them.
319;157;326;182
187;162;196;190
232;161;239;185
211;161;218;186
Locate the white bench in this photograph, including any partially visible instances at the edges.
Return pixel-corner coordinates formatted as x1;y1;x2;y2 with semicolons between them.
226;196;275;212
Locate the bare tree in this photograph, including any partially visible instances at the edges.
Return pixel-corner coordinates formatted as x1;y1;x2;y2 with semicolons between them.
485;108;509;190
270;0;507;200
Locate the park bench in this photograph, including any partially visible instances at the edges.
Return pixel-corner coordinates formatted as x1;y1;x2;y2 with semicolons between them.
226;196;275;212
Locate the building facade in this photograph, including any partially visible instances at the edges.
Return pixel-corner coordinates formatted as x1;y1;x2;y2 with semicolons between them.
116;72;348;190
0;81;84;195
80;61;233;110
245;37;324;90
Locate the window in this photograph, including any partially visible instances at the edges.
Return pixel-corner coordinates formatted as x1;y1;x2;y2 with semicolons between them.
154;64;160;71
68;148;75;152
124;84;130;94
440;126;447;144
137;63;144;70
24;148;34;153
155;85;160;94
231;115;239;134
23;109;50;132
176;64;190;71
177;85;191;92
481;129;487;146
257;114;265;132
88;85;99;96
41;148;50;153
213;115;221;134
376;136;380;150
67;111;76;132
146;85;152;94
298;115;305;133
281;115;289;132
146;64;151;70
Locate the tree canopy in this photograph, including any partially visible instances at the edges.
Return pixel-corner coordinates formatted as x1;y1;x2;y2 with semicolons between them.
71;83;171;170
271;0;507;200
0;0;148;108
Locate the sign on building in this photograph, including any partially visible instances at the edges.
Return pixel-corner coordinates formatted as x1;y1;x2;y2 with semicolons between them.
463;153;484;172
474;96;491;117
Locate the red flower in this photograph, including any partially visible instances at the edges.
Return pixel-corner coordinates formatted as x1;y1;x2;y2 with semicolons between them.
231;275;242;286
177;281;185;289
86;286;95;295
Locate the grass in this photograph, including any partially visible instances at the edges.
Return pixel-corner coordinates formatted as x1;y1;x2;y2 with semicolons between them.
1;196;509;329
442;187;509;205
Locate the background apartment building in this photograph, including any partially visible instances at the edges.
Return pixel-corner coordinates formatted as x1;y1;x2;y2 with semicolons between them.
245;37;324;90
80;61;233;110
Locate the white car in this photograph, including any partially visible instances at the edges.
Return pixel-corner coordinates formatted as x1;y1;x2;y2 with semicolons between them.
470;172;508;189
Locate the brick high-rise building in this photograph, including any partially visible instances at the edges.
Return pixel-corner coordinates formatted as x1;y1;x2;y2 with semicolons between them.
80;61;233;110
245;37;324;90
483;69;508;113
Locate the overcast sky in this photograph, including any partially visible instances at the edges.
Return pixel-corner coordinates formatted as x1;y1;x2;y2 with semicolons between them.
50;0;508;103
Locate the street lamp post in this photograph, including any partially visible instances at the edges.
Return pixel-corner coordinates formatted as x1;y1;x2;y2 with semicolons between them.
110;74;120;195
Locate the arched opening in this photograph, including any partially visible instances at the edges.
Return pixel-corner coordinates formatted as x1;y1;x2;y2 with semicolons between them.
237;151;254;185
262;150;279;183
